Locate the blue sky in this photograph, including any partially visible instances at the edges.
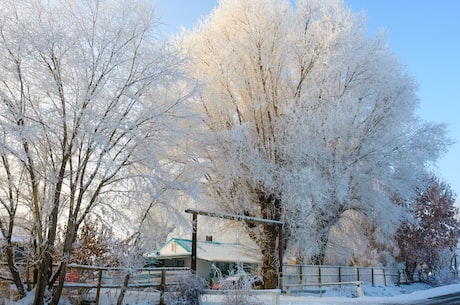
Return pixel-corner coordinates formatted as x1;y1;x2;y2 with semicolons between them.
154;0;460;204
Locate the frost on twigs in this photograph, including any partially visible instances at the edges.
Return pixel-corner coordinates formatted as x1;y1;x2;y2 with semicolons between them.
164;271;206;305
212;264;264;305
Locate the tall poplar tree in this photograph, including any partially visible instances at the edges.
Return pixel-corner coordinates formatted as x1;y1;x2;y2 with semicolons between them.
185;0;450;287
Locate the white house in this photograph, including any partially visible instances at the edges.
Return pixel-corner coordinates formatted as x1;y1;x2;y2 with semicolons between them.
145;237;262;282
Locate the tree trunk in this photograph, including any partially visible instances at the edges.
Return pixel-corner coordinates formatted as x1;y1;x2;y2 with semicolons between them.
405;261;417;283
5;245;26;298
49;262;66;305
246;191;282;289
309;205;344;265
33;251;53;305
49;219;78;305
116;272;130;305
259;223;279;289
34;155;66;305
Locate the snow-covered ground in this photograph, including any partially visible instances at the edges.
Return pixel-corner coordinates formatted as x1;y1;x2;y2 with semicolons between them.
277;283;460;304
201;283;460;305
5;282;460;304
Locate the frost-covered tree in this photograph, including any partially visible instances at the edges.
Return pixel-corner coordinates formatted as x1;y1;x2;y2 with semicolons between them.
0;0;195;303
396;176;459;282
185;0;450;287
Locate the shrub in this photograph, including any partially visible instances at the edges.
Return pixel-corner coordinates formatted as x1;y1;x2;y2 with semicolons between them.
165;271;206;305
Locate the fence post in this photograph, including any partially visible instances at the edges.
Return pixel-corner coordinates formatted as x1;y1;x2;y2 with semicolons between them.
191;213;198;272
371;268;375;287
299;264;303;284
95;269;103;305
318;266;322;286
338;266;342;287
383;268;387;286
356;267;360;282
356;281;364;297
273;289;280;305
318;266;322;296
160;269;166;305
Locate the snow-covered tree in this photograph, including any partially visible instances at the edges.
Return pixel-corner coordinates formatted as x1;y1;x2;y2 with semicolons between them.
0;0;196;303
185;0;450;286
396;176;459;282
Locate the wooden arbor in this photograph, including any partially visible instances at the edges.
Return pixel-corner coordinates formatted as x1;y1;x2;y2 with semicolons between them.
184;208;284;288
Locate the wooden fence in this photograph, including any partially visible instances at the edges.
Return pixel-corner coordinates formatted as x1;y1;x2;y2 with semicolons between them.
281;264;405;293
2;262;440;302
60;264;189;305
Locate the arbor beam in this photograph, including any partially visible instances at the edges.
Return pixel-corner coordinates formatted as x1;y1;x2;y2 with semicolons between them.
185;208;284;225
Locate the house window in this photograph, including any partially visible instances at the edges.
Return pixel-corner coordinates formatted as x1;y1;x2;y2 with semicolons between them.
215;262;230;276
171;243;176;252
176;259;185;267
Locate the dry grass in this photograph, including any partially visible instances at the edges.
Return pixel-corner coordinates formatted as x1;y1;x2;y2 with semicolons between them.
0;280;13;303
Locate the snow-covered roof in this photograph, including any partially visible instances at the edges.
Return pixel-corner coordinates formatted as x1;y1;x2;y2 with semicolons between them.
146;238;261;264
